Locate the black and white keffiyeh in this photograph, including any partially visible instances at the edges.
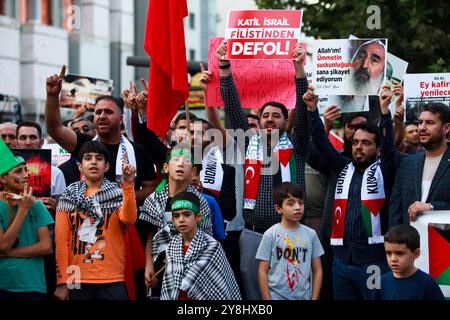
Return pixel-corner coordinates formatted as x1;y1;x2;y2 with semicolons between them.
140;184;213;261
57;179;123;243
161;231;241;300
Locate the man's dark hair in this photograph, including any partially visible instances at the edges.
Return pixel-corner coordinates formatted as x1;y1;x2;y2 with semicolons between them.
384;224;420;252
16;121;42;138
95;95;124;114
422;102;450;125
259;101;289;120
77;141;111;164
343;112;370;127
246;114;260;122
189;118;214;131
174;112;198;128
353;122;381;147
273;182;304;207
171;191;201;215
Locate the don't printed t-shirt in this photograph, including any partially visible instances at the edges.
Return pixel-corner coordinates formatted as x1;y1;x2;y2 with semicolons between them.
256;223;324;300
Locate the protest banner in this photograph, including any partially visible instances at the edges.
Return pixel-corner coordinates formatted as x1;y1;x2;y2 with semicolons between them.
12;149;52;198
318;95;370;114
206;37;308;109
404;73;450;123
312;39;388;96
42;142;71;167
411;211;450;299
349;35;408;114
60;74;114;111
225;10;302;60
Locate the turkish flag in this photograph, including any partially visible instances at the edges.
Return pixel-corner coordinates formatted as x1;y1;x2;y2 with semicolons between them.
144;0;189;138
244;159;262;201
331;199;347;240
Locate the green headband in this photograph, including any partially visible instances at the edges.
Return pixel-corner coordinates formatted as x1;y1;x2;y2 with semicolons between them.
167;149;193;162
171;199;200;214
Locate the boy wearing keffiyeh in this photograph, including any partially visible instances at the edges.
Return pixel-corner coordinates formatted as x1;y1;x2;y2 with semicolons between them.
54;141;137;300
161;191;240;300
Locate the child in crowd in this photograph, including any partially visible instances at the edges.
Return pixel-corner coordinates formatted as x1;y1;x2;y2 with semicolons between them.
372;224;445;300
160;191;241;300
256;182;324;300
54;141;137;300
0;140;53;300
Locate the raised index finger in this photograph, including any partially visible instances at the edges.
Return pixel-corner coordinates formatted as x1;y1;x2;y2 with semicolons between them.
141;78;148;91
200;63;205;73
59;65;66;79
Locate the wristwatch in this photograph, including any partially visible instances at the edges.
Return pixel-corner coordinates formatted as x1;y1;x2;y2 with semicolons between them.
429;203;434;211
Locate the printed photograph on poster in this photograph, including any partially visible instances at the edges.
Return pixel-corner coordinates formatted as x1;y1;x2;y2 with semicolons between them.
411;211;450;299
60;74;114;111
404;73;450;123
11;149;52;198
312;38;388;96
318;95;370;114
225;10;302;60
206;37;308;109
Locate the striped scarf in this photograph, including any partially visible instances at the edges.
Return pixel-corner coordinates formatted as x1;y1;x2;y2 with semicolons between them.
161;231;241;300
244;131;297;210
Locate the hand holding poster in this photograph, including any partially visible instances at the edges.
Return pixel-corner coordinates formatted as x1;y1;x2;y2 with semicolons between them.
312;39;388;96
60;74;114;111
225;10;302;60
404;73;450;123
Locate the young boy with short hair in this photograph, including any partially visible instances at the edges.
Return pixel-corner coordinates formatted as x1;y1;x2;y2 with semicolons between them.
54;141;137;300
372;224;445;300
160;191;241;300
256;182;324;300
0;140;53;300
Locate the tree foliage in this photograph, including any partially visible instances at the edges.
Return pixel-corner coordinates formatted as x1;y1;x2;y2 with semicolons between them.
255;0;449;72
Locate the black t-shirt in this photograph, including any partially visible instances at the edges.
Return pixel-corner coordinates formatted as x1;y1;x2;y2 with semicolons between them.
72;132;157;189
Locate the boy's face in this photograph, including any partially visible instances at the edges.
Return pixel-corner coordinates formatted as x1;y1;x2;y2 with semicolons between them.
274;195;304;223
384;242;420;278
0;164;29;193
78;152;109;182
172;209;202;235
164;154;192;183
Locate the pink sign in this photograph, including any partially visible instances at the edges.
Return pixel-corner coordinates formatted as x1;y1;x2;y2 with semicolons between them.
225;10;302;60
206;37;310;109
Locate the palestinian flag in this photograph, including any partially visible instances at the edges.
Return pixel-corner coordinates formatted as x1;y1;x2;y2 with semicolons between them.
428;223;450;299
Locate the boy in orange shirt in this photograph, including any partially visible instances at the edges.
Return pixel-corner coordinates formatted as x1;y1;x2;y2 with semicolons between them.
54;141;137;300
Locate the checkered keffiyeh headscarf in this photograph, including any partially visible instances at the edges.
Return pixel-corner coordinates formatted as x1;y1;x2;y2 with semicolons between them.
140;184;213;261
161;231;241;300
57;179;123;220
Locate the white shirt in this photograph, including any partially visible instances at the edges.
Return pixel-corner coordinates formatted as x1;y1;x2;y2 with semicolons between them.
421;153;444;202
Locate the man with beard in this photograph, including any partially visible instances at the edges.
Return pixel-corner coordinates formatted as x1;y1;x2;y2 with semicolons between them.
303;85;396;300
217;41;309;299
390;103;450;226
351;40;386;95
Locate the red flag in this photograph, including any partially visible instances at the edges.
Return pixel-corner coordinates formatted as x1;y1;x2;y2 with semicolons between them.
328;131;344;151
144;0;189;138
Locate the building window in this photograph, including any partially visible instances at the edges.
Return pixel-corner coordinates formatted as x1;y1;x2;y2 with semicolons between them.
0;0;18;18
189;12;195;29
189;49;196;61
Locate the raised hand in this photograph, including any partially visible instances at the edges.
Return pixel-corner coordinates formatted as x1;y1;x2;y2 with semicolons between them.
323;105;342;132
379;85;393;115
216;40;230;65
122;163;136;185
199;63;212;91
122;81;138;110
393;82;404;109
135;79;148;115
302;86;319;112
46;65;66;97
293;43;306;65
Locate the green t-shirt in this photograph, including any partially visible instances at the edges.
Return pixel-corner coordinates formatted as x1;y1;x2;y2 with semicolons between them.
0;200;54;293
